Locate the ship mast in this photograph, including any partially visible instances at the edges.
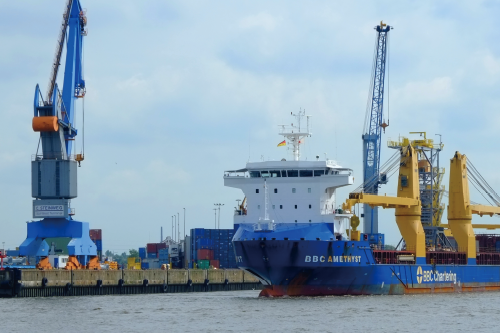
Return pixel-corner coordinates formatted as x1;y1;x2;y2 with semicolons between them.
279;110;312;161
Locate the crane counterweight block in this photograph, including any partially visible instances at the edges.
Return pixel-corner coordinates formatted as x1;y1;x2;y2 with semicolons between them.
32;116;59;132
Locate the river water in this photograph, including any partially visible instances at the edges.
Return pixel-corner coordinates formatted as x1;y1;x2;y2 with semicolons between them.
1;290;497;332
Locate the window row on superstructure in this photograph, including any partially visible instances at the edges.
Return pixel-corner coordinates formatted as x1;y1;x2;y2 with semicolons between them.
249;169;339;178
257;204;313;209
256;187;313;193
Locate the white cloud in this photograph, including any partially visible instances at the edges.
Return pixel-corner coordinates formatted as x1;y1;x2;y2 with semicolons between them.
239;12;282;31
393;76;453;106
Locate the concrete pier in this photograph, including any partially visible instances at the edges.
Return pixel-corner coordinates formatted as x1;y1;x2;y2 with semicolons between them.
0;268;262;298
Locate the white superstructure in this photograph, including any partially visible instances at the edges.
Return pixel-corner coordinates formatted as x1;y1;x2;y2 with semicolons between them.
224;111;354;236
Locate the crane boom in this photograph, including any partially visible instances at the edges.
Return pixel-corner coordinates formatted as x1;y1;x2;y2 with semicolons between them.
46;0;73;102
362;21;391;237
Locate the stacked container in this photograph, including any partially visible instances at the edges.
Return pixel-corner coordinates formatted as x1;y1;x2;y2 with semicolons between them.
139;247;146;260
189;228;238;268
159;248;169;266
197;259;210;269
146;243;167;258
146;243;157;258
210;259;220;268
89;229;102;261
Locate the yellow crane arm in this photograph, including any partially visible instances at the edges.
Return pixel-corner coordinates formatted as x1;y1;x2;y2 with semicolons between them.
441;223;500;230
470;204;500;217
342;193;419;212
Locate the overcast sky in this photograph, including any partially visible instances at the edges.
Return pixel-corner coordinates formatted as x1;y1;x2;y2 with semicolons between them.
1;0;500;252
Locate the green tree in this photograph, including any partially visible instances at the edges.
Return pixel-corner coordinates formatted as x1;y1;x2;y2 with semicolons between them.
128;249;139;258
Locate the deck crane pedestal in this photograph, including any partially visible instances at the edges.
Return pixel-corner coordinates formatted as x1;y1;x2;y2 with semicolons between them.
361;21;391;246
19;0;98;270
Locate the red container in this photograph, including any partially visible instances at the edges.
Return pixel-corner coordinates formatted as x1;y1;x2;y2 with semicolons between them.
89;229;102;240
210;260;220;268
157;243;167;250
197;249;214;260
146;243;157;253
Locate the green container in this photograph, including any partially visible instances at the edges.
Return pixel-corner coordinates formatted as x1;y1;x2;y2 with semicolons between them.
197;259;210;270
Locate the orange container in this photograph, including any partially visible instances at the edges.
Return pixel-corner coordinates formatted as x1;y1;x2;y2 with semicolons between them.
32;116;58;132
197;249;214;260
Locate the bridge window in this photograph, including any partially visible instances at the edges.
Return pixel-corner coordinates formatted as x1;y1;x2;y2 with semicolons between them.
258;205;260;209
309;204;312;209
300;170;313;177
308;188;311;193
249;171;261;178
314;170;325;177
288;170;298;177
270;170;281;177
256;189;259;193
261;171;270;177
274;188;278;193
280;205;283;209
292;188;296;193
295;205;297;209
281;170;287;177
272;205;275;209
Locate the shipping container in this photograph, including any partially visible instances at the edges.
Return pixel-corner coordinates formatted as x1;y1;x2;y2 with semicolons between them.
197;259;210;270
89;229;102;240
196;249;214;260
139;247;146;259
141;262;150;270
210;259;220;269
146;243;157;253
6;250;19;257
192;228;205;237
95;240;102;251
147;252;157;258
196;238;214;249
157;243;167;250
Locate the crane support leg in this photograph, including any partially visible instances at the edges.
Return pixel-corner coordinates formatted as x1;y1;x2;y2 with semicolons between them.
19;218;97;267
448;152;476;264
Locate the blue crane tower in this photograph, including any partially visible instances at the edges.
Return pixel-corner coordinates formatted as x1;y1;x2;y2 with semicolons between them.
19;0;98;269
361;21;391;245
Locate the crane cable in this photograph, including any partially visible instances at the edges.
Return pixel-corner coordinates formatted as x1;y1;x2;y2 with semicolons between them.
352;150;401;193
466;159;500;206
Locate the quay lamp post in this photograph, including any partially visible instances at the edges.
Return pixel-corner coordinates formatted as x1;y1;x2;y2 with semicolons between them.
214;203;224;229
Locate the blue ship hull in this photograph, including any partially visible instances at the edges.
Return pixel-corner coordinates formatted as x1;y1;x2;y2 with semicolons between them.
233;223;500;296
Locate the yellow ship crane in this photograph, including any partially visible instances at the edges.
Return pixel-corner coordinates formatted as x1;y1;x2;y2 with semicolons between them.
447;152;500;264
343;145;426;264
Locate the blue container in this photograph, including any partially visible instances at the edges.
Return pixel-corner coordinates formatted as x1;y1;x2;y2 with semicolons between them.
139;247;146;259
6;250;19;257
95;240;102;251
193;228;205;237
141;262;149;270
148;252;157;258
196;238;214;249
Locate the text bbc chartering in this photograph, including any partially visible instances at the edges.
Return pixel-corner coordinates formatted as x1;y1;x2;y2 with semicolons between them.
305;255;362;263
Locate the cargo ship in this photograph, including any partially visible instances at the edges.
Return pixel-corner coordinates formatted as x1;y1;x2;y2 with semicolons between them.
225;112;500;296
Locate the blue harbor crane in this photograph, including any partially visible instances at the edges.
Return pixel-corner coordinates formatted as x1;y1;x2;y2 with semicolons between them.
19;0;99;269
361;21;391;245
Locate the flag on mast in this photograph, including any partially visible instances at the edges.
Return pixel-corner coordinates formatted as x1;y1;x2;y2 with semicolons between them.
277;140;286;147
